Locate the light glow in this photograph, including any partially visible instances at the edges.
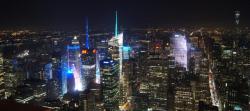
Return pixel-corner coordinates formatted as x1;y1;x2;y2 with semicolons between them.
82;50;88;54
92;49;96;54
170;34;188;69
72;64;83;91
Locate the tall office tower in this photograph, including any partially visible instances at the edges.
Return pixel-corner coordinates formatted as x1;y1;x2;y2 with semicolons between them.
132;34;171;110
108;11;125;109
144;54;168;110
61;36;82;94
174;85;195;111
108;11;123;77
189;50;212;109
81;18;96;90
133;49;149;110
136;38;168;110
0;52;4;99
81;47;96;90
100;59;119;110
170;34;188;70
96;39;109;84
108;32;123;75
68;36;82;91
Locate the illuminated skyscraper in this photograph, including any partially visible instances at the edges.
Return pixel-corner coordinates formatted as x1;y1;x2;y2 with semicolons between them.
170;34;188;70
96;38;109;84
61;36;82;94
81;18;96;90
137;41;168;110
81;48;96;90
100;59;119;110
67;37;82;91
108;11;126;108
108;11;123;78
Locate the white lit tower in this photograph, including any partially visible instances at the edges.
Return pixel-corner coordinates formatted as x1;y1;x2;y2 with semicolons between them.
81;18;96;91
235;11;240;25
108;11;123;78
232;10;240;53
68;36;82;91
170;34;188;70
108;11;126;109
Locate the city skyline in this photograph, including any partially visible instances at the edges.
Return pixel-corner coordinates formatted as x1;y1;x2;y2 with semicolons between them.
0;1;250;111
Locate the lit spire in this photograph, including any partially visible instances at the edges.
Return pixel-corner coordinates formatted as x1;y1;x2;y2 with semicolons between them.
115;11;118;38
85;17;90;49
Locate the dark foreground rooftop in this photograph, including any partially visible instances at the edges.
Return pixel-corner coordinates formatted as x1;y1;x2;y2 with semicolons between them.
0;100;51;111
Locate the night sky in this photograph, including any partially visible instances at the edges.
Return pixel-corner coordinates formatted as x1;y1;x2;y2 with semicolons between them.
0;0;249;30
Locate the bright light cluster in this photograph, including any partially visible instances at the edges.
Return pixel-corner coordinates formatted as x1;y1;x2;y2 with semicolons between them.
171;34;188;69
72;64;83;91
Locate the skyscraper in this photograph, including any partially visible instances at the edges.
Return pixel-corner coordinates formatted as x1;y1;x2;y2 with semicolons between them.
108;11;123;78
81;18;96;90
67;37;82;91
100;59;119;110
61;36;82;94
170;34;188;70
137;38;168;110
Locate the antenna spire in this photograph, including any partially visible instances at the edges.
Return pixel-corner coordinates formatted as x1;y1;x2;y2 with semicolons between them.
85;17;90;49
115;11;118;38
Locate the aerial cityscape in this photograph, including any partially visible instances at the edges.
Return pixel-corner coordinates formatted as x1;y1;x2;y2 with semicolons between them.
0;0;250;111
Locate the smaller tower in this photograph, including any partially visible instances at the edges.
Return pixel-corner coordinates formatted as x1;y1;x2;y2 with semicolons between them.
81;17;96;91
234;11;240;25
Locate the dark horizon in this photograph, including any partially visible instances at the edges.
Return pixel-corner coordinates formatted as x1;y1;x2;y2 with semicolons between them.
1;0;250;30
